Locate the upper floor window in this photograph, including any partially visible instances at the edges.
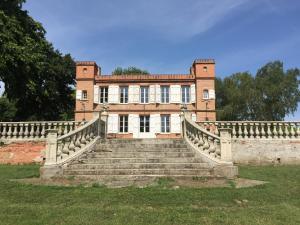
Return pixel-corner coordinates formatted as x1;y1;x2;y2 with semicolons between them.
100;87;108;103
83;68;88;74
120;86;128;103
82;90;88;100
181;85;190;103
203;66;208;72
203;89;209;99
161;115;170;133
161;86;170;103
140;86;149;103
119;115;128;133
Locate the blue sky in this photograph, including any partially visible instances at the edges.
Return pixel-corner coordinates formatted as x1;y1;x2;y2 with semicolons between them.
1;0;300;119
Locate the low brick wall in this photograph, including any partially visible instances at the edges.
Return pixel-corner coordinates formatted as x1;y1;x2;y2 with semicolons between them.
232;139;300;165
0;141;45;164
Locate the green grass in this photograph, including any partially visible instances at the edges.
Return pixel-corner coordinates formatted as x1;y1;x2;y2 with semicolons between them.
0;165;299;225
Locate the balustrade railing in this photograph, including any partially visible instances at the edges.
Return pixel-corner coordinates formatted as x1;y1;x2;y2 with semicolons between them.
0;121;84;141
183;115;232;163
197;121;300;139
45;116;106;165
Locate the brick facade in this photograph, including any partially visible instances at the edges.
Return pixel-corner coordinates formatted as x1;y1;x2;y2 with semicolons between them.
75;59;216;138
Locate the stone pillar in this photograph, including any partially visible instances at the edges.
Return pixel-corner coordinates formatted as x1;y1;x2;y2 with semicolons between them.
101;105;109;139
45;129;58;166
219;128;232;162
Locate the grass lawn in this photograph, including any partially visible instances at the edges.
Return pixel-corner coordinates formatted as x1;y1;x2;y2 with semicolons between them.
0;165;299;225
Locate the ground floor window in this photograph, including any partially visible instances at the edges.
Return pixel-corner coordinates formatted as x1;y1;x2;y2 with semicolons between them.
140;115;150;133
161;115;170;133
119;115;128;133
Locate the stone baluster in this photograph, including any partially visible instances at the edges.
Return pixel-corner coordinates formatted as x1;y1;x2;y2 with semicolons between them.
202;135;210;153
68;135;76;153
41;123;46;138
278;123;283;138
18;124;24;139
238;123;242;138
290;123;295;138
260;122;266;139
296;123;300;137
24;123;29;138
272;123;278;139
1;124;7;138
255;123;260;138
231;123;236;138
58;123;63;136
249;123;254;138
243;123;249;138
29;124;35;138
7;124;12;139
208;137;216;156
35;123;41;138
267;123;272;139
63;123;68;135
75;133;81;151
61;138;70;157
12;124;18;139
214;122;219;135
284;123;289;138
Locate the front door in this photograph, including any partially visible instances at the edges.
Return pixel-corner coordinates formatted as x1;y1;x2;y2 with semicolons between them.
138;115;154;138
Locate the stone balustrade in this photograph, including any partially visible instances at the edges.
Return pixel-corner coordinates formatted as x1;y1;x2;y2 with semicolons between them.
183;115;233;163
0;121;84;142
197;121;300;139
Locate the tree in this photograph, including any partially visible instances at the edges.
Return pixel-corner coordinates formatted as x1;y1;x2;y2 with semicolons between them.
216;61;300;121
112;67;149;75
0;96;17;121
0;0;75;121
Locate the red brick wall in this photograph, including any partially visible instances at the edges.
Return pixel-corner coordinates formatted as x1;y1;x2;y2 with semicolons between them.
0;142;45;164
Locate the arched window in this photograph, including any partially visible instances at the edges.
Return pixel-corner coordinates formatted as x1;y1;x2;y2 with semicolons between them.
203;89;209;99
203;66;208;72
83;68;88;74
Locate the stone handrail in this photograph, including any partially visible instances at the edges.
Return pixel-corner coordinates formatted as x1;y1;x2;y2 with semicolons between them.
183;115;232;164
0;121;85;141
197;121;300;139
45;116;106;166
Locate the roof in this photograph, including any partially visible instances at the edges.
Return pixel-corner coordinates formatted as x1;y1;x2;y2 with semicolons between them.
193;59;215;64
76;61;98;66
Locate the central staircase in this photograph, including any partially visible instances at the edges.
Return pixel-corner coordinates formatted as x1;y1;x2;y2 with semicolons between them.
63;139;214;187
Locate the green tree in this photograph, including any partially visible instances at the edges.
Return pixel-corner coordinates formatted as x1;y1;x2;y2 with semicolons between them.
112;67;149;75
216;61;300;121
0;0;75;121
0;96;17;121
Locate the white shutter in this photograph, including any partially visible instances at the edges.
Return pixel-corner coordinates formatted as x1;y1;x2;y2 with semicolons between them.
76;90;82;100
150;114;160;134
155;85;161;103
129;85;139;103
209;89;215;99
149;85;156;103
170;85;181;103
107;114;118;133
129;114;139;137
191;84;196;103
93;85;99;104
108;85;119;103
192;113;197;122
171;114;181;133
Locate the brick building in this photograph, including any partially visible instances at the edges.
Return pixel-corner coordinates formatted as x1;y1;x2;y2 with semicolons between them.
75;59;216;138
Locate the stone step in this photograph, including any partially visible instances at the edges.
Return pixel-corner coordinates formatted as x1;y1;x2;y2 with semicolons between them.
88;152;196;158
93;148;192;153
79;157;204;164
99;139;184;144
95;144;188;149
67;162;210;170
64;168;212;176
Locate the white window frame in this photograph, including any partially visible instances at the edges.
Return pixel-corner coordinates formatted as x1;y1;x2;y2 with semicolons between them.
160;86;170;103
99;87;108;103
181;85;190;104
161;115;170;133
119;115;128;133
203;89;209;100
82;90;88;100
120;86;129;103
140;86;149;104
140;115;150;133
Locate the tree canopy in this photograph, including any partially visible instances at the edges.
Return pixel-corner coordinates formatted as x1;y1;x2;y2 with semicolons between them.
216;61;300;121
112;67;149;75
0;0;75;121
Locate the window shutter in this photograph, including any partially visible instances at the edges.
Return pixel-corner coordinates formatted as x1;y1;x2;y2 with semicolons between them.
107;114;118;133
129;114;139;137
150;114;160;134
149;85;156;103
108;85;119;103
94;85;99;104
192;113;197;122
129;85;139;103
76;90;82;100
209;89;215;99
191;84;196;103
170;85;181;103
171;114;181;133
155;85;161;103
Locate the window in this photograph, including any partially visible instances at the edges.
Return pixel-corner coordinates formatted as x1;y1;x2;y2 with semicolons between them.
181;85;190;103
119;115;128;133
203;66;208;72
140;86;149;103
161;115;170;133
120;86;128;103
161;86;170;103
140;115;150;133
100;87;108;103
203;89;209;99
82;90;88;100
83;68;88;74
